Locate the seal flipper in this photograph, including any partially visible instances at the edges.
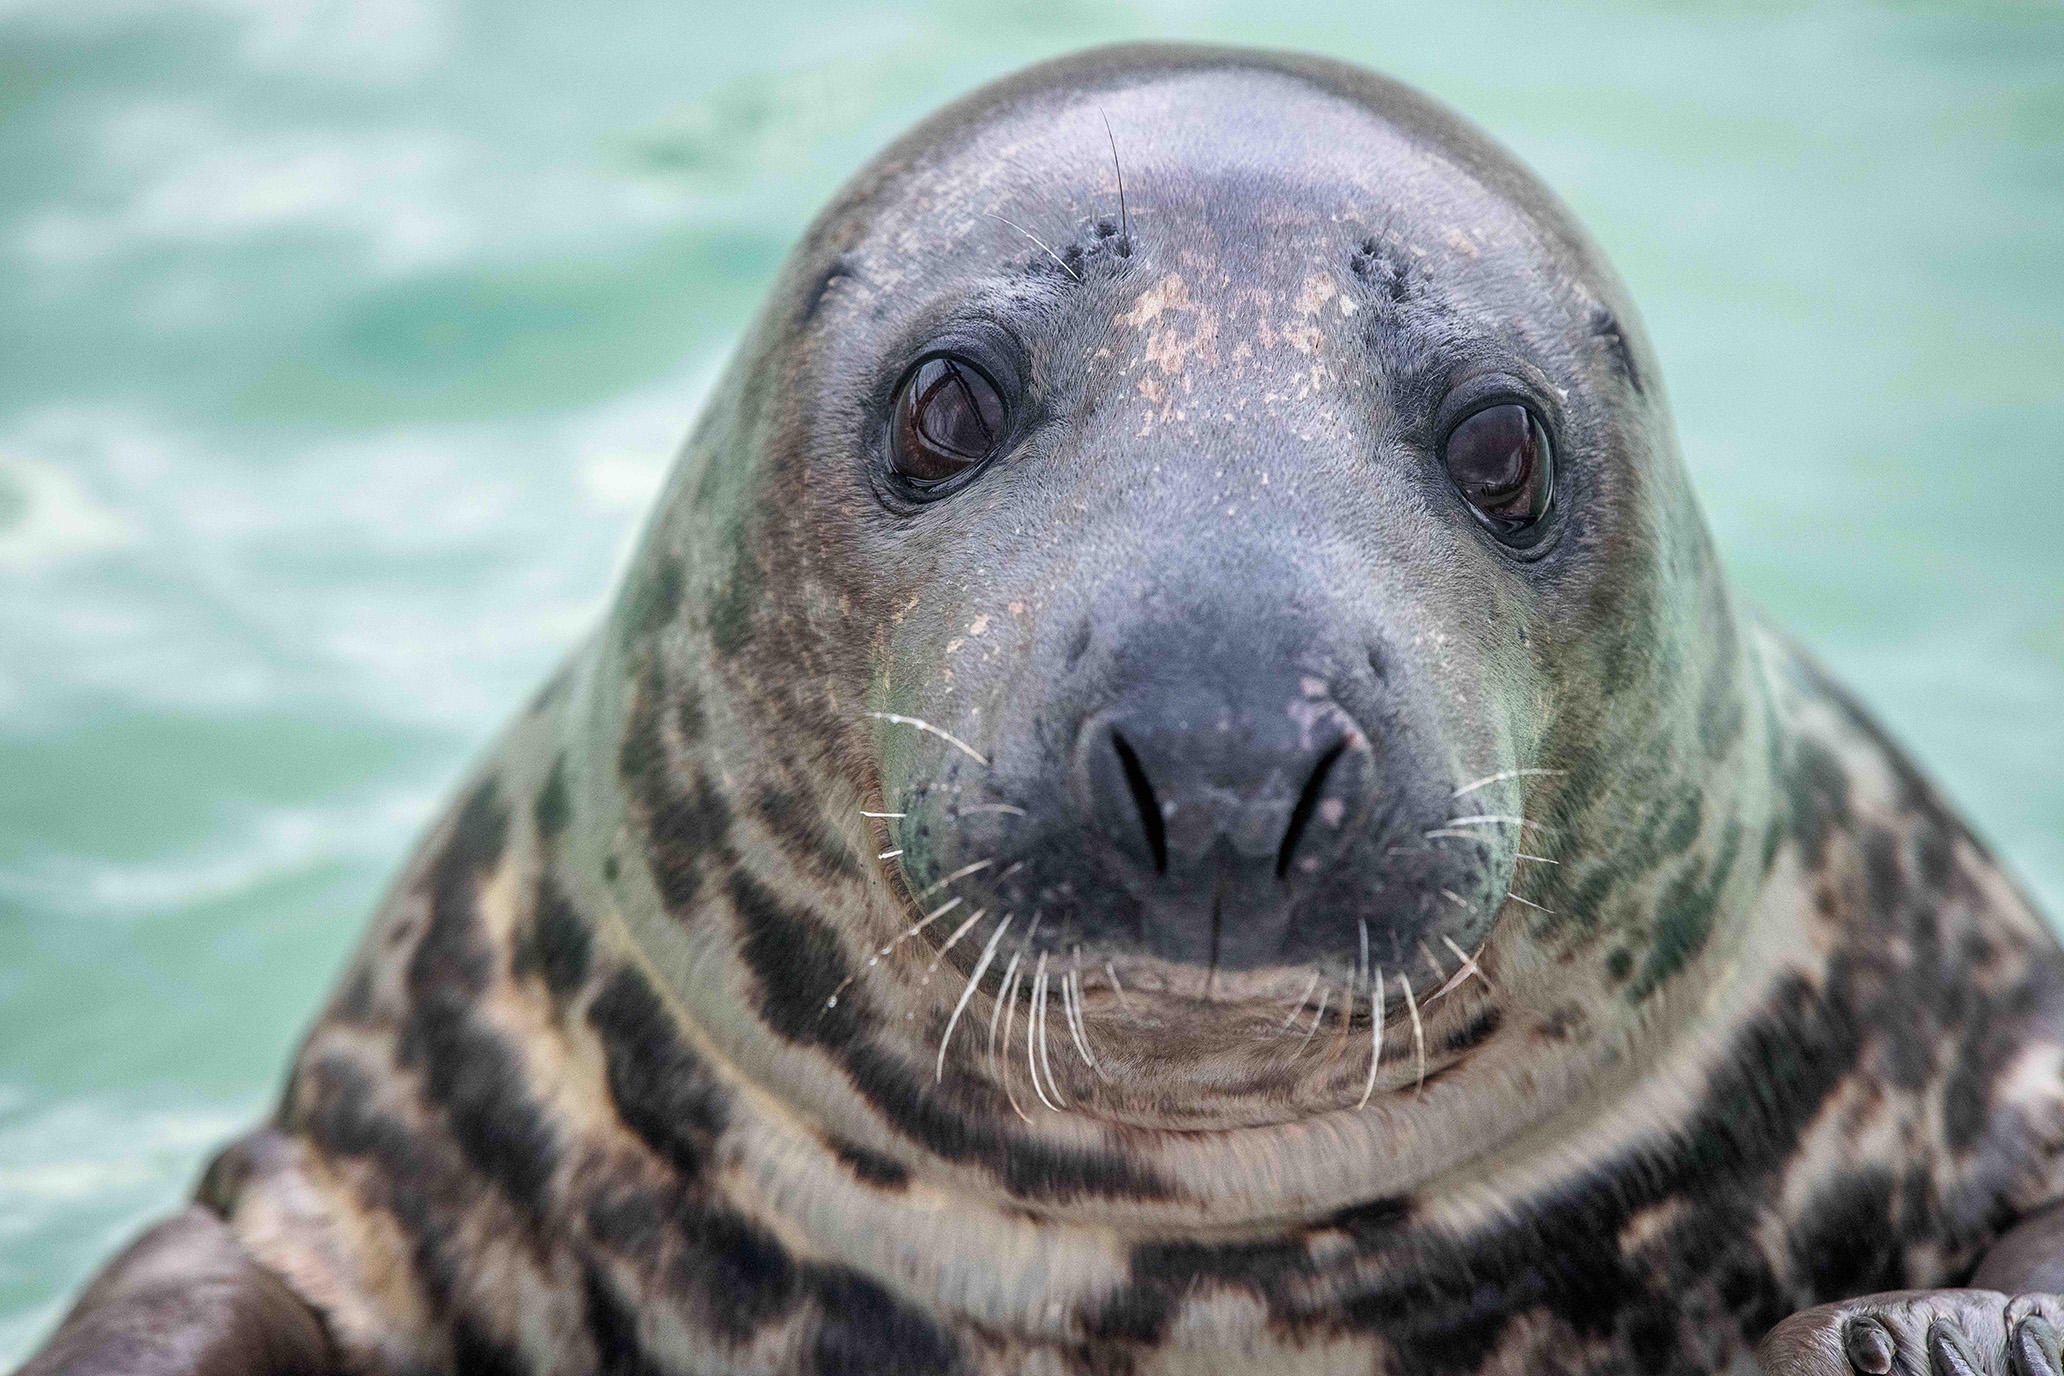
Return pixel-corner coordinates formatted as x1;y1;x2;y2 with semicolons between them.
1755;1292;2064;1376
13;1206;336;1376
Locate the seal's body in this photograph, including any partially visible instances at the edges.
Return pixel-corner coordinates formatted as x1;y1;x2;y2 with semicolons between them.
23;44;2064;1376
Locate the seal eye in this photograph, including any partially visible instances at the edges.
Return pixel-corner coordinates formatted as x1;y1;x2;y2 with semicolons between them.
891;355;1008;485
1442;402;1554;536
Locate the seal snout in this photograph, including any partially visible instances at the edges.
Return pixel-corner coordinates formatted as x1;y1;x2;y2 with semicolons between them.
1072;674;1377;952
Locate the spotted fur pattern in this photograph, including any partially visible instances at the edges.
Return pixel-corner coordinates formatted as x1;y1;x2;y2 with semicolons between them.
74;42;2064;1376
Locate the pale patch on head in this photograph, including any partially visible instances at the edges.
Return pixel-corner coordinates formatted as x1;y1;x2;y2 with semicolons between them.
1117;271;1219;384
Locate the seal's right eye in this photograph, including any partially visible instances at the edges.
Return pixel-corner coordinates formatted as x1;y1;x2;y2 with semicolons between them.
1441;401;1554;540
891;355;1007;486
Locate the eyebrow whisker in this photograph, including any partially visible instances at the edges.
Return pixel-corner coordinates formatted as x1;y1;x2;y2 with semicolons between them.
984;212;1083;283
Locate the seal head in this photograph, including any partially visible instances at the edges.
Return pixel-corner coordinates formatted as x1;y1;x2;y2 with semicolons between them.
610;39;1755;1173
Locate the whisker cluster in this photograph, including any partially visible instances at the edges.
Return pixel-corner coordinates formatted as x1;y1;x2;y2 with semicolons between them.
865;767;1509;1120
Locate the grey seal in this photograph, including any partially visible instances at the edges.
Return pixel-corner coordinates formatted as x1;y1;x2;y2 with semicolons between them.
20;41;2064;1376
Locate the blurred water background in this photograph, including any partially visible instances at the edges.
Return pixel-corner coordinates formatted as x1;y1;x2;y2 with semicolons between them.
1;0;2060;1358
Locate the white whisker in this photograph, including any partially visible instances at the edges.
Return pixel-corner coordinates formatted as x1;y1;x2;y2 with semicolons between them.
936;912;1009;1081
917;858;994;899
1444;812;1552;833
1283;970;1322;1028
1403;976;1425;1097
1439;889;1472;912
865;711;990;766
877;849;903;860
927;906;990;974
1065;964;1110;1080
991;950;1028;1123
1452;768;1566;799
1506;892;1554;914
878;896;962;958
1104;961;1133;1013
1441;934;1493;993
1515;852;1559;865
1297;985;1332;1052
861;810;906;818
1028;956;1065;1110
1357;968;1386;1109
984;212;1084;282
1038;962;1068;1107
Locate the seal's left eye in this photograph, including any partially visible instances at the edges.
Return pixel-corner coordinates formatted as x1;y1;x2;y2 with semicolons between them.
1442;402;1554;538
891;356;1007;485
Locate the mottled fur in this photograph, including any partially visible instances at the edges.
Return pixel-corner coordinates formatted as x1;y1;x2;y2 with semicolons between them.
22;43;2064;1376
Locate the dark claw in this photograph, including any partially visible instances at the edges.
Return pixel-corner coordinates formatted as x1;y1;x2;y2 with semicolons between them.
1929;1321;1985;1376
2013;1317;2063;1376
1845;1316;1896;1374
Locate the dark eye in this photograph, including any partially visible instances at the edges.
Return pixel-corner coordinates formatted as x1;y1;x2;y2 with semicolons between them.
890;355;1008;485
1441;402;1554;537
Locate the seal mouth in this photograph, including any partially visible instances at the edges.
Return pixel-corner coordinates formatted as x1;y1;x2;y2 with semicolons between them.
897;896;1502;1130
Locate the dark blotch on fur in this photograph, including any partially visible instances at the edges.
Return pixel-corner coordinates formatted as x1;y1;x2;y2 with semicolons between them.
398;781;564;1231
706;520;758;661
1788;1168;1905;1298
1629;819;1744;1002
452;1316;533;1376
619;663;736;912
580;1264;669;1376
755;780;862;883
731;868;868;1047
535;755;573;841
827;1138;910;1191
510;872;593;1008
586;1185;803;1347
1788;736;1854;873
1440;1002;1503;1055
799;1267;967;1376
1943;966;2045;1152
587;966;730;1180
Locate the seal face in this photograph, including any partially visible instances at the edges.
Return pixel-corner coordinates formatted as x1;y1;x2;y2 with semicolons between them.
28;41;2064;1376
685;44;1718;1152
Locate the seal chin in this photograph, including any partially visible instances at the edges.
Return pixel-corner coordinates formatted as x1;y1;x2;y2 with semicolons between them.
885;794;1510;1134
930;934;1502;1134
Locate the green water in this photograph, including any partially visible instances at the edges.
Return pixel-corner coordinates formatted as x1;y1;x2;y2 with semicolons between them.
1;0;2060;1357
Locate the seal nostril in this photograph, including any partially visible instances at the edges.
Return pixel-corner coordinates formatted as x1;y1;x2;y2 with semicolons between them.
1109;730;1168;875
1277;740;1350;880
